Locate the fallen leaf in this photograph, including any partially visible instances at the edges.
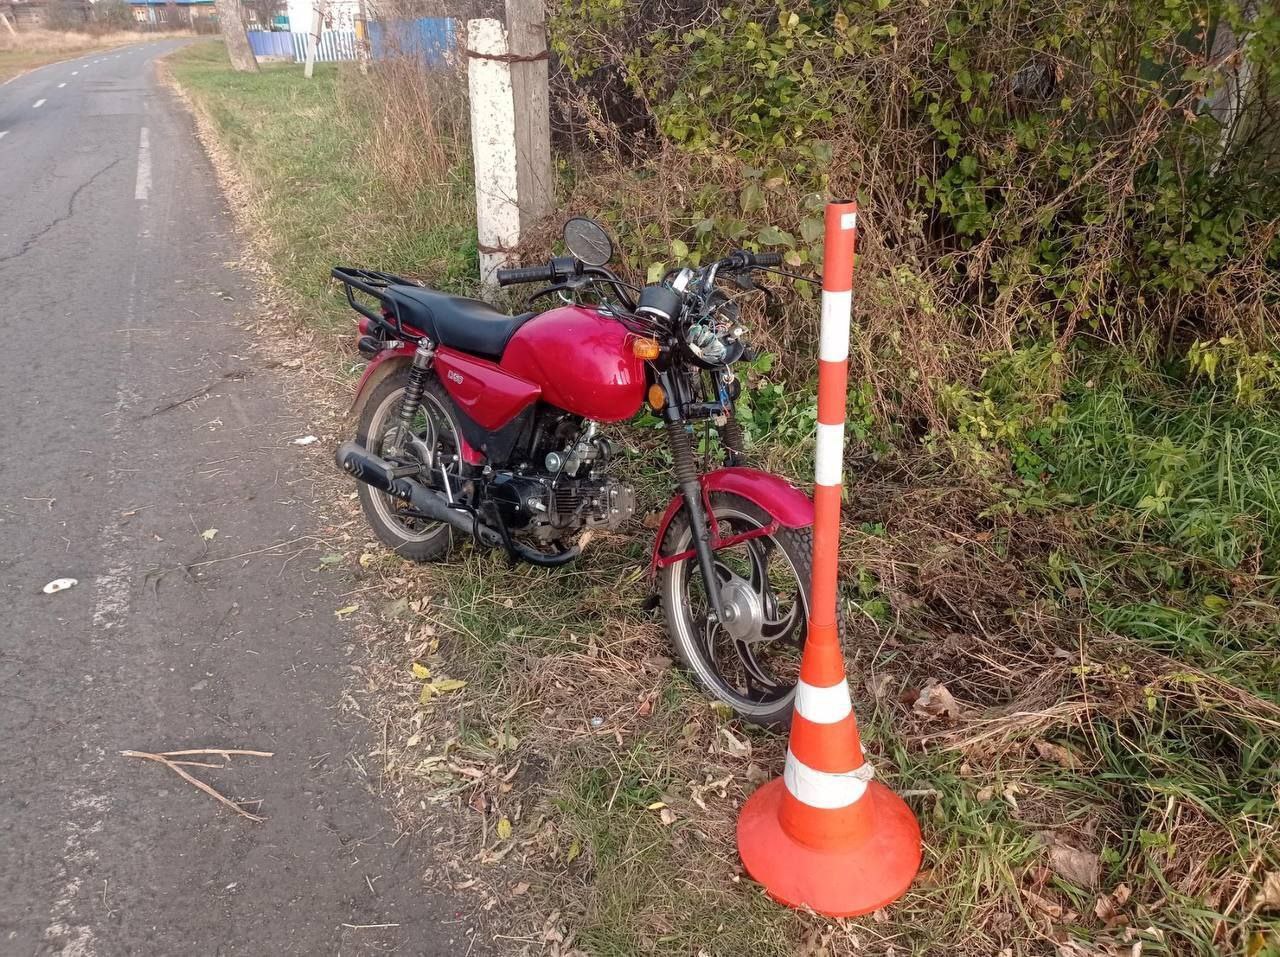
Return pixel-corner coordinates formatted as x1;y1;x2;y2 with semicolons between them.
292;435;319;446
566;839;581;864
411;662;431;680
382;596;411;620
1021;888;1063;918
420;677;467;703
200;528;218;541
867;673;894;700
1034;739;1079;769
496;817;513;841
659;807;676;826
1256;871;1280;912
913;679;962;721
358;552;375;568
1048;839;1101;889
42;578;77;595
318;553;343;566
405;733;421;748
334;605;358;619
718;727;752;759
975;785;995;803
647;801;667;811
511;881;530;896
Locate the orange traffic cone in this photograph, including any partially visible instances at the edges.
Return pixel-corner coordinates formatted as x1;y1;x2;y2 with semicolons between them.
736;200;921;917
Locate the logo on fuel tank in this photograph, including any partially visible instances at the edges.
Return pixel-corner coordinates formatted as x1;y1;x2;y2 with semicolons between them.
447;370;464;385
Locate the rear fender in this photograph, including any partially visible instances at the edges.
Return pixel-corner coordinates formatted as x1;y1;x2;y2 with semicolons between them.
350;344;416;417
350;346;484;466
647;467;813;577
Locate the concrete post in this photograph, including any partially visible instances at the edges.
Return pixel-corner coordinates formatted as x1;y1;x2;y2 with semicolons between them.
467;18;521;288
303;1;323;78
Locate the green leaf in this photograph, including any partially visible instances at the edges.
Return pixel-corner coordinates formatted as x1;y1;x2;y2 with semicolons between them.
799;215;824;243
756;225;795;247
671;238;689;259
739;182;765;214
646;261;667;283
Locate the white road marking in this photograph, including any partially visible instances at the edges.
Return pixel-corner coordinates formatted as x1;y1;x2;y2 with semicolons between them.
0;131;8;140
58;82;66;88
72;70;79;75
134;126;151;202
32;98;45;109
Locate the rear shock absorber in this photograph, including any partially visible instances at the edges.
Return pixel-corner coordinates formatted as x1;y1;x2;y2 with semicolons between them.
389;340;435;454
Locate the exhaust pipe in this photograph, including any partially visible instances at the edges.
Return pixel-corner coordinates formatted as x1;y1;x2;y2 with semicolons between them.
335;441;502;546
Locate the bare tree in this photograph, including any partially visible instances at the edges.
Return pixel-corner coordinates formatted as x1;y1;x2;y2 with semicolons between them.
214;0;260;73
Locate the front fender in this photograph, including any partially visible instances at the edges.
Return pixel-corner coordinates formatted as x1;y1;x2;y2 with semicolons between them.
647;467;813;577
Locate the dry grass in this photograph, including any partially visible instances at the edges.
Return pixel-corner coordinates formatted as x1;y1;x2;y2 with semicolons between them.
0;28;190;81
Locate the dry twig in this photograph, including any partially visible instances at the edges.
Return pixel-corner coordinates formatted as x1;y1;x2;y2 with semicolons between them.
121;748;274;822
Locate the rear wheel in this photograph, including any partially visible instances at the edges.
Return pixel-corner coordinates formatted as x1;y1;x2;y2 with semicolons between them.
658;492;823;726
354;370;472;562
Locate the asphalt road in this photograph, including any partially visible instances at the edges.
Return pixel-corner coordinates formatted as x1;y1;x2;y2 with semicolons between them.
0;42;470;956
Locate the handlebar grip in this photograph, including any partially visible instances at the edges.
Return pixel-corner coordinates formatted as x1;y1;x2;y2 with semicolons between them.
495;264;556;286
750;252;783;268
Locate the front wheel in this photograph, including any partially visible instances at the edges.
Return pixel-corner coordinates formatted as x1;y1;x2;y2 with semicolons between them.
658;492;823;726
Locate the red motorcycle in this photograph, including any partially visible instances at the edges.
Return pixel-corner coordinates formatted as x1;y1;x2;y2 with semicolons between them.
333;219;816;724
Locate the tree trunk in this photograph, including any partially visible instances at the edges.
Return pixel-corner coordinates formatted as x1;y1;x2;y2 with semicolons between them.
214;0;259;73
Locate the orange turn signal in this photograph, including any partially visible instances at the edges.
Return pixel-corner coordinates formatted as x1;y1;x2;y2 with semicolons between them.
648;384;666;410
632;337;661;360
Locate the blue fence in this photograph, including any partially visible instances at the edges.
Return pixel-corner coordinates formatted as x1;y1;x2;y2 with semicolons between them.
246;31;295;59
369;18;455;66
246;18;454;65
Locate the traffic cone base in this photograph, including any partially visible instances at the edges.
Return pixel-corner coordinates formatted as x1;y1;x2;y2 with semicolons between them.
737;777;922;918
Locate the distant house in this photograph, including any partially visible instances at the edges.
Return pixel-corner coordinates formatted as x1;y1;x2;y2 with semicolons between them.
129;0;218;27
284;0;357;33
1;0;90;27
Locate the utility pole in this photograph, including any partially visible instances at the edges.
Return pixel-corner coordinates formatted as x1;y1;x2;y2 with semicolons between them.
214;0;259;73
303;0;324;79
354;0;369;76
467;5;552;288
503;0;553;229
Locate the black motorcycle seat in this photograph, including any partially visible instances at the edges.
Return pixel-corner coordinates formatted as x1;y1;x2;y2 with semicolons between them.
385;285;534;360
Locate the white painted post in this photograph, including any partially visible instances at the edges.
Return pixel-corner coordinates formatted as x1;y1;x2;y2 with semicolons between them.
303;1;324;78
0;12;16;35
467;18;522;289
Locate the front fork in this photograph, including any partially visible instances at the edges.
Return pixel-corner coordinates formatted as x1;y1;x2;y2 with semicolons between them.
665;422;727;624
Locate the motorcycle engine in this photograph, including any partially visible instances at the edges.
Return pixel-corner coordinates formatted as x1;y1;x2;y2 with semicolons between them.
490;473;635;541
490;423;634;542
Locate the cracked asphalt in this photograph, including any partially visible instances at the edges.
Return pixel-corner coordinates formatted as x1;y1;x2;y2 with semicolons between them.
0;41;473;956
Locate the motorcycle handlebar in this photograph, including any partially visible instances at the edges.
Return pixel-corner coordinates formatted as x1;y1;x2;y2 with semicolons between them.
495;264;557;286
728;250;783;269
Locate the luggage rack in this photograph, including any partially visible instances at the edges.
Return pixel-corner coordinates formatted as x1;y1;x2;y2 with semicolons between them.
331;266;424;340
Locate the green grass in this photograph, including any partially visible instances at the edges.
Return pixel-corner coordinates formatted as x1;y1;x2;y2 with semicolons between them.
170;42;1280;956
168;42;476;329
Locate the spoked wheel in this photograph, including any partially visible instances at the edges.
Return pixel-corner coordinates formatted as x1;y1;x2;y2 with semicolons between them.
659;491;823;726
354;370;472;562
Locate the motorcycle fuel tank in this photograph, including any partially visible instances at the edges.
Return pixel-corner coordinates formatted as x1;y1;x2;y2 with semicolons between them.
501;305;646;423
